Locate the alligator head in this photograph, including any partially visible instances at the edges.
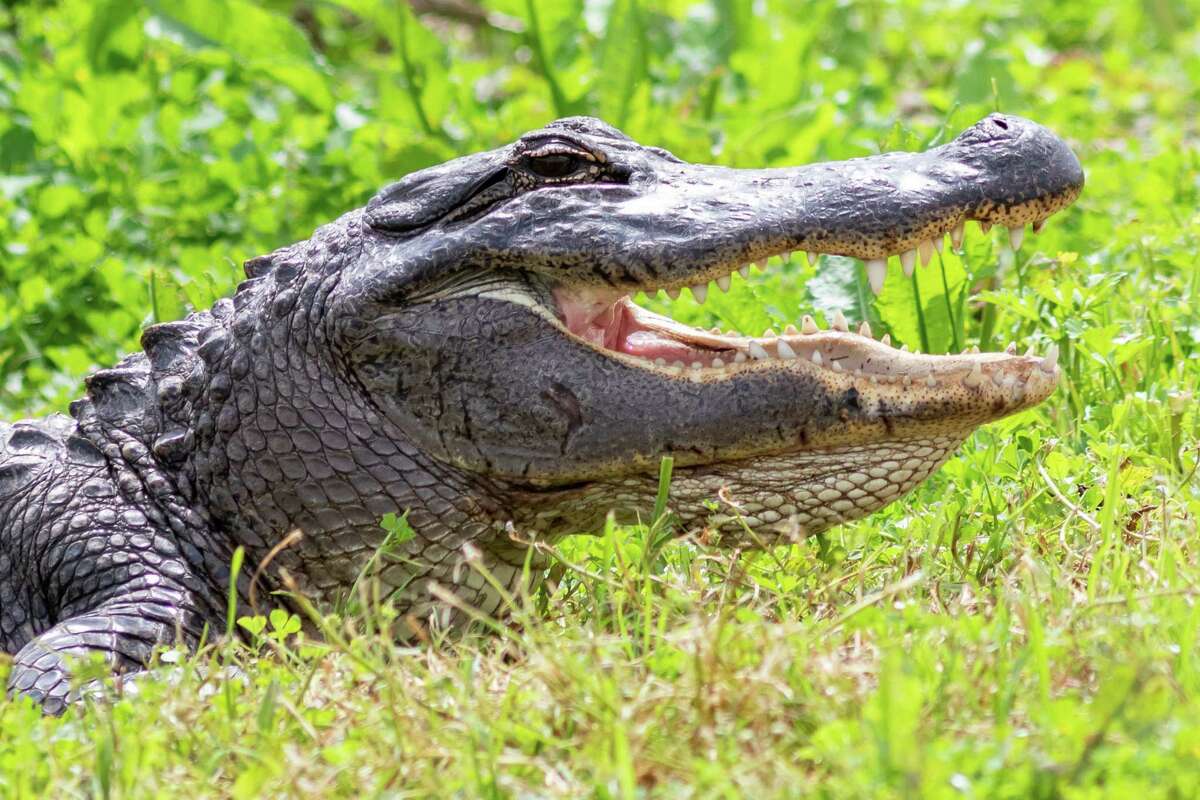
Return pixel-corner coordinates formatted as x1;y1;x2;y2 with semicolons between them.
333;113;1082;543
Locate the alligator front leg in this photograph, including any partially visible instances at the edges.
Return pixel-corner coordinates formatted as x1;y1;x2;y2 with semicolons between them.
6;590;207;715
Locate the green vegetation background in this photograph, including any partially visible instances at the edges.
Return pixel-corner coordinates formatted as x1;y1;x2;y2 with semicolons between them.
0;0;1198;797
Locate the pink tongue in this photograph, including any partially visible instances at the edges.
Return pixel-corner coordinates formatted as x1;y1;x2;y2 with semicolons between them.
553;286;625;348
552;287;707;360
619;330;696;360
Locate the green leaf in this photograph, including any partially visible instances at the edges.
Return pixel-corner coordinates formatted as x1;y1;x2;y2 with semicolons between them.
595;0;646;127
380;512;416;547
875;254;970;353
145;0;332;109
84;0;141;70
36;185;85;219
0;126;35;172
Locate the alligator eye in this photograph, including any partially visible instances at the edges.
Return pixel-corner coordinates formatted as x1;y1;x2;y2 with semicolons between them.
527;153;581;179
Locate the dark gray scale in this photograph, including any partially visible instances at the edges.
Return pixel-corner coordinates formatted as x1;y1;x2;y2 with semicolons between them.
0;413;210;713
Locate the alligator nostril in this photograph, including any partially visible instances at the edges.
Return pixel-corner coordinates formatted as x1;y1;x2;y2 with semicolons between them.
992;118;1009;130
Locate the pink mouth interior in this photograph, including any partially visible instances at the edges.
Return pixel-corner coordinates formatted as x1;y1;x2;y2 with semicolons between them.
553;286;733;364
548;280;1052;391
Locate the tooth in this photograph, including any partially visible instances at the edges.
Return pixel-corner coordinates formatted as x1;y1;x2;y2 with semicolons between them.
881;334;892;347
738;265;750;279
776;339;796;359
1009;225;1025;251
900;344;910;352
831;361;842;372
918;240;934;266
866;258;887;294
968;345;980;354
672;360;685;368
654;358;667;366
801;315;819;335
1005;343;1017;355
734;352;747;363
811;350;823;366
716;275;731;292
832;310;849;332
951;223;965;251
1024;345;1036;357
710;326;722;334
756;258;769;269
980;221;992;234
763;328;777;338
783;251;793;262
667;287;680;300
900;249;916;277
711;357;725;368
1032;220;1045;234
926;376;937;387
807;252;818;266
691;284;708;303
691;361;703;369
933;236;944;254
858;321;872;338
963;362;984;388
784;324;798;335
1042;344;1059;371
749;341;769;360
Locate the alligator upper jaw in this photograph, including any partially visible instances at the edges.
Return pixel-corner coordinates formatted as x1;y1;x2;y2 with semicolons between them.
520;113;1084;299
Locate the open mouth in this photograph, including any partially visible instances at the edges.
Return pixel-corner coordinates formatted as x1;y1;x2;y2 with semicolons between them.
551;221;1061;393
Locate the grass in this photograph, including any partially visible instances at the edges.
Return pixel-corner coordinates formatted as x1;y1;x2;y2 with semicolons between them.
1;0;1199;796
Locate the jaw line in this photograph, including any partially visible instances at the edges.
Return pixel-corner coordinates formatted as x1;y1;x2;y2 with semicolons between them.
545;276;1061;400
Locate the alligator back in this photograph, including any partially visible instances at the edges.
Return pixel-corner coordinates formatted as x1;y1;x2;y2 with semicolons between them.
0;415;107;653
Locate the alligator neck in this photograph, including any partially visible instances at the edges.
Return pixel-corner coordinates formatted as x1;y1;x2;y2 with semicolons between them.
70;239;511;607
182;271;508;604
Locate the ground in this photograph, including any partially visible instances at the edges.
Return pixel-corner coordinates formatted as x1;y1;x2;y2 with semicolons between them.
1;1;1198;797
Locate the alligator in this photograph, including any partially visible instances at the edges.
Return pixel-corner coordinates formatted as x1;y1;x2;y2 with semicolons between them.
0;114;1082;713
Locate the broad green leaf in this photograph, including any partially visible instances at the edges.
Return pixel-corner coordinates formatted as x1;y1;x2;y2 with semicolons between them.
84;0;141;70
145;0;332;109
595;0;647;127
875;253;970;353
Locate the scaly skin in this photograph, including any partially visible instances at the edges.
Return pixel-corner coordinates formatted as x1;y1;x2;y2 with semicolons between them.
0;114;1083;713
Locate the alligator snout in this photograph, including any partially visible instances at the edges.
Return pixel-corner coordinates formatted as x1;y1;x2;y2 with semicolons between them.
945;113;1085;227
730;112;1085;287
